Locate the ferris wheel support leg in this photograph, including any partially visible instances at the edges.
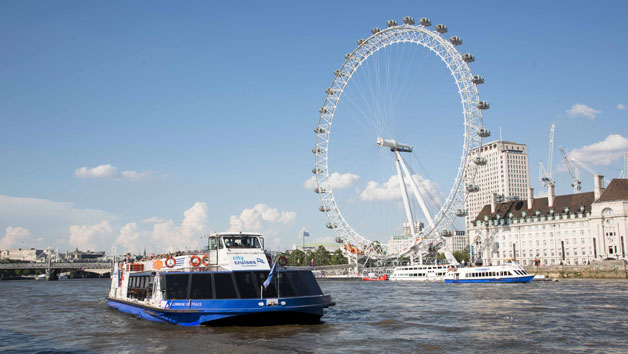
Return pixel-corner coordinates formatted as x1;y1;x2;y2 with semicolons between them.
394;152;417;237
396;151;434;228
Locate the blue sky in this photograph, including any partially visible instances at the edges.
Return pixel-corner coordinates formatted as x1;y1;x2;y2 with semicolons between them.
1;1;627;253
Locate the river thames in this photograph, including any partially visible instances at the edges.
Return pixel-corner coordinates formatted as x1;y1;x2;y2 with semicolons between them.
1;278;627;353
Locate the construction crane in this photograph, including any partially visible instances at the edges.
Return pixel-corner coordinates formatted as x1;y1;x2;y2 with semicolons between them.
570;155;597;176
559;146;581;193
620;152;628;178
538;124;555;187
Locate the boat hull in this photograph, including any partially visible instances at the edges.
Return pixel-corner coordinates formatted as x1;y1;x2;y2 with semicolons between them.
107;295;334;326
445;275;535;283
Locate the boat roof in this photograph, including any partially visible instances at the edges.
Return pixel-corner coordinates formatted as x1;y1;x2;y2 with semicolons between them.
211;232;262;237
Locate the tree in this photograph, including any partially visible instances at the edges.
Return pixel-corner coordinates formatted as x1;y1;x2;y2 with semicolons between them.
287;249;305;266
437;253;446;261
314;246;331;266
453;248;470;263
330;249;347;265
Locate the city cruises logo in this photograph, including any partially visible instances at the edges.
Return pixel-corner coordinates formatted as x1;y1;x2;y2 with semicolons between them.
232;256;266;267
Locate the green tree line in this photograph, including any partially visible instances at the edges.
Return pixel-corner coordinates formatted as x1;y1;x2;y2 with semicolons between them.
276;246;347;267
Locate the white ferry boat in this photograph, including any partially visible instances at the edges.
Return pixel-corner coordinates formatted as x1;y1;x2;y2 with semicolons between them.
107;232;335;326
444;260;534;283
390;264;450;282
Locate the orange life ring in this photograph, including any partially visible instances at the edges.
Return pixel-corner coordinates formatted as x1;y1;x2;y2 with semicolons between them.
190;255;201;267
165;257;176;268
201;255;210;266
153;259;163;270
277;255;288;267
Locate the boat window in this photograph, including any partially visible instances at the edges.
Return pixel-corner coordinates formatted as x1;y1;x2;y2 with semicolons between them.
208;237;219;250
296;271;323;296
254;271;277;298
221;235;261;249
165;274;189;299
190;273;213;299
214;273;238;299
277;272;297;297
233;271;260;299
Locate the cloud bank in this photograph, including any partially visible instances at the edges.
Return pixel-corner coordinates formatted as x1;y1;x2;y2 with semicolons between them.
568;134;628;166
0;226;31;249
566;104;600;119
303;172;360;190
74;164;152;181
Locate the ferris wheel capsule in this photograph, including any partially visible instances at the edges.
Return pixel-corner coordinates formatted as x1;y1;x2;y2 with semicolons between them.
449;36;462;46
477;128;491;137
435;24;448;33
312;168;322;174
403;16;415;25
386;20;398;27
371;28;380;34
477;101;490;110
326;223;337;229
314;127;325;134
319;107;329;114
472;75;484;84
473;156;487;165
441;230;453;237
462;53;475;63
419;18;431;26
466;184;480;193
455;209;468;217
314;187;326;194
320;206;330;212
357;39;365;45
344;53;352;59
312;147;321;154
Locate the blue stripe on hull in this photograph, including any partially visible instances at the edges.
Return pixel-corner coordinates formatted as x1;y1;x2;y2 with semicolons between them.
107;295;331;326
445;275;534;283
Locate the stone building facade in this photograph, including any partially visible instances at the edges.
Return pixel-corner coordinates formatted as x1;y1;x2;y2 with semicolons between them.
469;176;627;266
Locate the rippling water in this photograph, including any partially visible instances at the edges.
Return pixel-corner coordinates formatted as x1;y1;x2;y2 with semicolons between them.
1;278;627;353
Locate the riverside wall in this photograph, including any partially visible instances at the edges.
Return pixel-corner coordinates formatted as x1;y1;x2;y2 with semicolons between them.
525;260;628;280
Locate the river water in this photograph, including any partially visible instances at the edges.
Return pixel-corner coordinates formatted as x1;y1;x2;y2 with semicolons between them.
1;278;627;353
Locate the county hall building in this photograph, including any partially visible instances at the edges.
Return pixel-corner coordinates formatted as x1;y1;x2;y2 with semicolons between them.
469;176;628;266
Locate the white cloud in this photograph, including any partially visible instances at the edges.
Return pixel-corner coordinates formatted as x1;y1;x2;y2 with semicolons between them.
617;104;627;110
114;223;149;254
568;134;628;166
114;202;209;254
566;104;600;119
0;195;116;250
303;172;359;190
143;216;167;225
74;164;152;181
151;202;208;252
0;226;31;249
229;204;296;234
68;221;114;251
360;174;442;204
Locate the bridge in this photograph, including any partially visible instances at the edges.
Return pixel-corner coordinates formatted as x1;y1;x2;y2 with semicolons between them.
0;261;113;280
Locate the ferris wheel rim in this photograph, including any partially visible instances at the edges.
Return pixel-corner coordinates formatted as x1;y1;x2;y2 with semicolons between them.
313;20;486;258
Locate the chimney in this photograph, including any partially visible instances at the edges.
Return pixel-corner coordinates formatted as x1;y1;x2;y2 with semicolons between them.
594;174;605;200
548;184;555;208
490;193;497;213
527;187;534;210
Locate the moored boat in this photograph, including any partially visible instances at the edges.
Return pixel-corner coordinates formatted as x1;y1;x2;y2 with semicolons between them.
107;232;335;326
389;264;449;282
444;260;534;283
361;272;388;281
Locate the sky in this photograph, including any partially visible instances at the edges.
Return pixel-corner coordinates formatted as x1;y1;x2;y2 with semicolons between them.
1;1;627;254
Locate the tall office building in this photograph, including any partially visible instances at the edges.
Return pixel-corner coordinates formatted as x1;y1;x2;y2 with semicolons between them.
465;140;531;228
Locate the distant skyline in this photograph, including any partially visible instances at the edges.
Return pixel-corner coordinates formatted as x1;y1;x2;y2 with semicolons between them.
1;1;627;253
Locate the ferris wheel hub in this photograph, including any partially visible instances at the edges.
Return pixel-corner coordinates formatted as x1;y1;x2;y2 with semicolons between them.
376;137;413;153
